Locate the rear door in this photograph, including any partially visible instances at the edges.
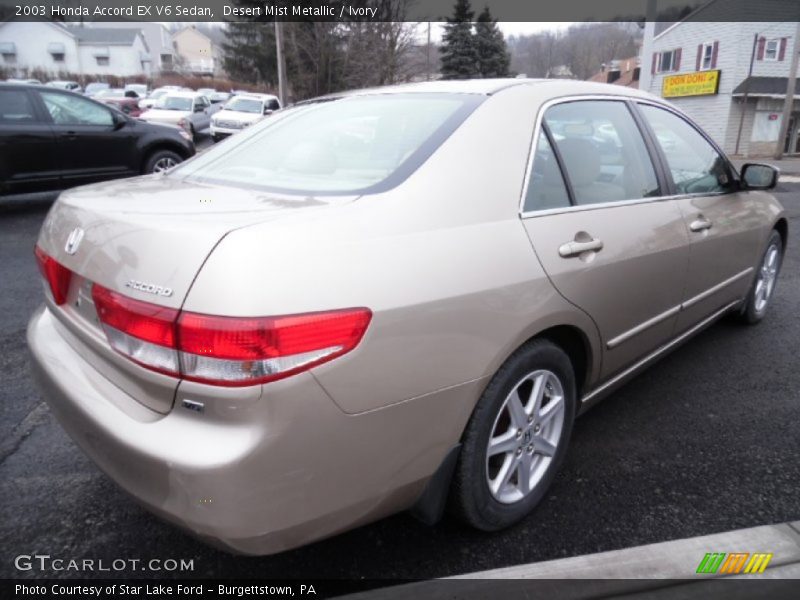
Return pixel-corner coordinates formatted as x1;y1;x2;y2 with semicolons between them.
38;90;138;186
521;99;691;379
636;103;763;332
0;87;60;194
192;96;211;130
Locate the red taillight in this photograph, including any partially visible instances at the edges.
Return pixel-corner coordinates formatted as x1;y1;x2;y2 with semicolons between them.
92;285;178;347
90;283;371;387
176;309;372;386
34;246;72;305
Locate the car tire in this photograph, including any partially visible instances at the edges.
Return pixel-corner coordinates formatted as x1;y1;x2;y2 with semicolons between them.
449;338;576;531
143;149;183;174
189;124;196;141
739;230;783;325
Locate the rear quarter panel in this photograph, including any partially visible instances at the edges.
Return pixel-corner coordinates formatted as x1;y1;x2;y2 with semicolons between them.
184;85;602;414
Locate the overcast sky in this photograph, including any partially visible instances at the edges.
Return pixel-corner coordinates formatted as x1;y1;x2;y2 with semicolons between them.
421;21;572;43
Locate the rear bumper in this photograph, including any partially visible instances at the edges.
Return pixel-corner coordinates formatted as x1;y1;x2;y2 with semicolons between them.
27;305;477;554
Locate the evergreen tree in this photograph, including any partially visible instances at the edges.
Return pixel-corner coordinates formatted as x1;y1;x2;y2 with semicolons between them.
221;2;277;87
475;6;510;78
439;0;478;79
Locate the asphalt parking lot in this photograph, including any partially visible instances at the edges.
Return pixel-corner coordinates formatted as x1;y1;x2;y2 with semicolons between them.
1;182;798;581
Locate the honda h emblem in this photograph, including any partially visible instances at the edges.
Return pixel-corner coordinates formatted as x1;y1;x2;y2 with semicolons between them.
65;227;84;255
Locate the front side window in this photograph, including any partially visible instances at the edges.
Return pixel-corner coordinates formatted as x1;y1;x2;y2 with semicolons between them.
173;93;480;195
541;100;661;206
639;104;733;195
523;130;571;212
41;92;113;126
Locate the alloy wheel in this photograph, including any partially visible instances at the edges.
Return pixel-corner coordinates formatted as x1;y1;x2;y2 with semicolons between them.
152;157;177;173
754;243;780;313
486;369;566;504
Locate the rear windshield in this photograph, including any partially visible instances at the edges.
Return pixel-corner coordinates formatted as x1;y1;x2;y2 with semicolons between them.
172;93;482;195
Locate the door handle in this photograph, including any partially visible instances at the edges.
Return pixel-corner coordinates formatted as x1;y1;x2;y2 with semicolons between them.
559;238;604;258
689;216;712;232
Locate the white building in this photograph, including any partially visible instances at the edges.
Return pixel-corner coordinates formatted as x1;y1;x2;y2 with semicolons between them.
0;21;151;79
91;22;175;74
640;0;799;156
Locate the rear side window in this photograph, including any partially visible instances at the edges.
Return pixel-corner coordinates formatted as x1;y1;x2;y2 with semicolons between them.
174;93;481;195
543;100;661;205
524;130;571;212
638;104;733;195
0;90;37;124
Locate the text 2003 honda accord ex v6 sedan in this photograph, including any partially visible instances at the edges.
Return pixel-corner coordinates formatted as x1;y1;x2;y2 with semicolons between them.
29;79;786;554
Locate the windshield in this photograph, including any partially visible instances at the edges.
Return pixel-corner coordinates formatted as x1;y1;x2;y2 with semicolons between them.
172;93;481;195
225;98;263;113
156;96;193;111
149;90;168;100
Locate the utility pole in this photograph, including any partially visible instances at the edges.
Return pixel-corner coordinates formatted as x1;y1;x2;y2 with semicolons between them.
426;22;431;81
735;33;759;156
274;20;288;106
774;22;800;159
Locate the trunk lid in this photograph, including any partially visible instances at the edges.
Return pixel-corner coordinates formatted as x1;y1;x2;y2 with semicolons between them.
37;174;353;413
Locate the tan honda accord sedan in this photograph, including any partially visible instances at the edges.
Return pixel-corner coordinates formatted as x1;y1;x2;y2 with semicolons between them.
28;79;786;554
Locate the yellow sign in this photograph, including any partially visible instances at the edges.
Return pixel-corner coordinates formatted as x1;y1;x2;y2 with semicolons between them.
662;70;721;98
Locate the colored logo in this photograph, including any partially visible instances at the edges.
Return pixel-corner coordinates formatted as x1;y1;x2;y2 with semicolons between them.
696;552;773;574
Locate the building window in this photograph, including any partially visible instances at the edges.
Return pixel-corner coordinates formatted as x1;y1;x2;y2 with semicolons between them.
764;39;779;61
657;49;681;73
1;53;15;64
701;43;714;70
160;53;173;67
96;56;109;66
52;53;65;63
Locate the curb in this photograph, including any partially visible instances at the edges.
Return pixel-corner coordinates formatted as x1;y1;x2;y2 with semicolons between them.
339;521;800;599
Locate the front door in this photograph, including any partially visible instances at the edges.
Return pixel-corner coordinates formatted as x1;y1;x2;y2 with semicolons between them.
522;99;691;379
637;103;763;332
38;90;137;187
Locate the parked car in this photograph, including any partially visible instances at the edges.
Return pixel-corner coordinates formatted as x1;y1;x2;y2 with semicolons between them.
210;93;281;142
138;86;181;111
209;91;231;105
6;78;41;85
27;80;786;556
124;83;148;98
46;80;83;93
0;82;195;196
197;87;216;97
84;82;110;98
95;88;143;117
138;91;217;139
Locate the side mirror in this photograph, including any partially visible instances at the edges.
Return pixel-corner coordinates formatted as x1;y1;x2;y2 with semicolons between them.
741;163;779;190
112;112;127;130
263;108;273;115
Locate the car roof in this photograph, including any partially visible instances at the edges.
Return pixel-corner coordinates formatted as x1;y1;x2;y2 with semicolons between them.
232;93;277;101
307;78;657;103
165;91;204;98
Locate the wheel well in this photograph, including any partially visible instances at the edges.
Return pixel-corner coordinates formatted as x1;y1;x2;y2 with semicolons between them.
141;143;189;173
775;218;788;253
536;325;592;397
